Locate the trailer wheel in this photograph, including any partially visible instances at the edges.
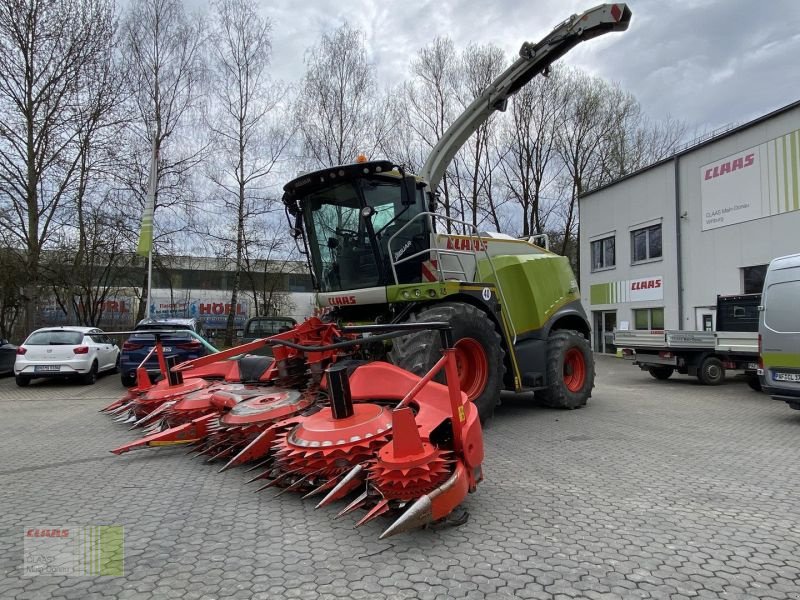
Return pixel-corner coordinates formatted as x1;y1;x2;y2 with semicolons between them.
388;302;504;422
539;330;594;409
697;356;725;385
648;366;674;380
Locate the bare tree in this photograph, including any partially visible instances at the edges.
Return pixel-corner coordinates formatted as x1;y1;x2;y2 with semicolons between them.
205;0;290;345
599;94;687;181
403;37;459;229
555;69;620;262
51;17;133;324
240;219;299;317
0;0;116;332
0;244;24;339
296;22;386;169
451;42;506;230
44;201;130;326
498;66;568;237
121;0;206;321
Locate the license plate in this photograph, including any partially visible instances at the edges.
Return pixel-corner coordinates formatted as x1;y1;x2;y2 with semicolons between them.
747;362;758;370
148;347;172;353
773;372;800;382
35;365;60;372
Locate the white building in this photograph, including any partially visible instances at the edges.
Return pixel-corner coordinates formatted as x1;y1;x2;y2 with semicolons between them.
579;100;800;353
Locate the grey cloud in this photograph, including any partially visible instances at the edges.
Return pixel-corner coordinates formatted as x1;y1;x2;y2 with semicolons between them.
249;0;800;131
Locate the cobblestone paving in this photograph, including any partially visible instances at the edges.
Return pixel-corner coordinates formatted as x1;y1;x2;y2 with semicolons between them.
1;357;800;599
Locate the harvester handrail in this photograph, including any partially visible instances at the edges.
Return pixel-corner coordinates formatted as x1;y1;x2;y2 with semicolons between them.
388;211;516;343
270;321;454;353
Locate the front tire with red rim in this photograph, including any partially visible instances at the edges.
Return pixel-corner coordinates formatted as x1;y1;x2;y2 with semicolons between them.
539;330;594;409
388;302;504;423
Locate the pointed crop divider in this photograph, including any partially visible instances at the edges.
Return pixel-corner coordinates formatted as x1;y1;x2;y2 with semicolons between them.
112;406;135;421
196;439;228;458
246;466;276;484
185;441;206;454
130;404;169;430
108;404;130;416
205;445;236;464
142;418;168;436
219;427;277;473
301;476;339;500
254;467;303;492
111;420;197;455
273;469;322;498
315;464;364;509
334;490;369;519
242;457;273;474
379;494;433;540
100;398;126;413
354;499;390;528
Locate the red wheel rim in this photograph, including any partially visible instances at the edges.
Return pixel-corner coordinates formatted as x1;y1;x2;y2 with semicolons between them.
563;348;586;392
453;338;488;400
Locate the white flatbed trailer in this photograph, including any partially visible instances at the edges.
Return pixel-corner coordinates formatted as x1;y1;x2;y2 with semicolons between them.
613;329;760;386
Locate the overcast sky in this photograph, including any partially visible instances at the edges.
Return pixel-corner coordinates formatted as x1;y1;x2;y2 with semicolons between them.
244;0;800;137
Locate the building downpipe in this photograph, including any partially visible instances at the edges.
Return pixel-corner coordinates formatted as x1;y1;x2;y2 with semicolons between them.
673;155;684;330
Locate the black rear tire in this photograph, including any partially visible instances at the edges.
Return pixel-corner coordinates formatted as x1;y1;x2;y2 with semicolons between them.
15;375;30;387
746;374;762;392
388;302;504;422
121;372;136;388
539;330;594;409
83;361;98;385
648;366;674;380
697;356;724;385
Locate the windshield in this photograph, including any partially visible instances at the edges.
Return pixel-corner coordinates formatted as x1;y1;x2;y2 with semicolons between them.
245;319;295;336
302;178;425;292
26;331;84;345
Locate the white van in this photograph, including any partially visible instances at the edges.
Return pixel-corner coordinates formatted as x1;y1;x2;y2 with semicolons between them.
758;253;800;409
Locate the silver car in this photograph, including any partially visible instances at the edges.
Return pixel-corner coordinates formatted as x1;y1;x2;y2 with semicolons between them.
14;326;120;387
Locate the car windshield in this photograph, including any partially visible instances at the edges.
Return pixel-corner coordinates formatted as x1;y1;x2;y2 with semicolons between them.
302;178;424;292
26;331;84;345
245;319;295;336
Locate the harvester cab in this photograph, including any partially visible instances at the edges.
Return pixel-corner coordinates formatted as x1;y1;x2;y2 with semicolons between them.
284;4;632;420
283;160;429;295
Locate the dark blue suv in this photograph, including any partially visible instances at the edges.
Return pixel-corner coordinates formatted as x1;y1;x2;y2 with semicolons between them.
120;318;208;387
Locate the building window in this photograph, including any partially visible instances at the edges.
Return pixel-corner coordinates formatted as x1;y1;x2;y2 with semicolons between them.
631;224;662;263
590;236;615;271
633;307;664;330
742;264;768;295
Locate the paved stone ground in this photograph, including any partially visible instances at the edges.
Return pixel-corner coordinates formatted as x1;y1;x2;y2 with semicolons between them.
1;356;800;599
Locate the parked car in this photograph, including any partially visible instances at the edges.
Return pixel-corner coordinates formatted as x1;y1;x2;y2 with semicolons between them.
0;338;18;375
120;318;208;387
758;252;800;409
240;316;297;357
14;327;120;387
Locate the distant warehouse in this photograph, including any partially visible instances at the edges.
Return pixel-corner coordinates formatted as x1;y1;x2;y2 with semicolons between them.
579;99;800;354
